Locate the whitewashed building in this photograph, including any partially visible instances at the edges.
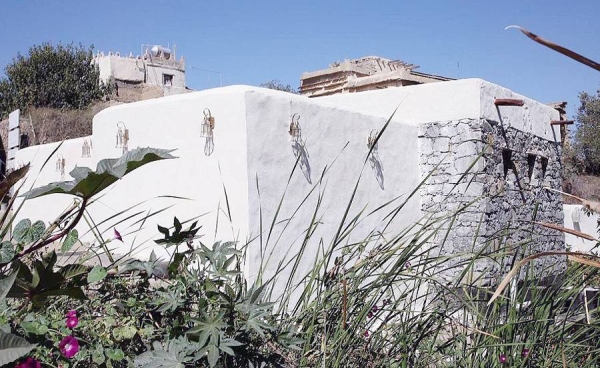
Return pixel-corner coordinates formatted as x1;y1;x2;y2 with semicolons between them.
13;79;568;284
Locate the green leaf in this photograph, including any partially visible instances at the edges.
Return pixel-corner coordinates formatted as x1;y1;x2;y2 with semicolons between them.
174;217;182;233
13;219;46;244
22;147;176;200
61;229;79;253
60;264;89;280
0;270;18;301
206;344;219;368
92;347;105;365
113;325;137;341
0;164;30;199
106;348;125;361
87;266;107;284
0;242;14;263
0;330;35;366
21;320;48;335
158;225;170;237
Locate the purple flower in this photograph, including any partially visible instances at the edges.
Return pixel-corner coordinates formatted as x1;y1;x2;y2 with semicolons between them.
66;316;78;329
65;310;78;329
59;335;79;358
522;348;530;358
114;228;123;242
15;357;41;368
363;330;369;337
499;354;507;364
372;305;378;313
367;312;373;318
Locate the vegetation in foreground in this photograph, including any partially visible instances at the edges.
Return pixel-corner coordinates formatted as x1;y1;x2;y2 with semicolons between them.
0;143;598;368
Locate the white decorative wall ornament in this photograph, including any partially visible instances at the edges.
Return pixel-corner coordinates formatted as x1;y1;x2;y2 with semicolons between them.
56;154;65;179
200;108;215;138
81;139;92;158
288;113;301;142
116;121;129;153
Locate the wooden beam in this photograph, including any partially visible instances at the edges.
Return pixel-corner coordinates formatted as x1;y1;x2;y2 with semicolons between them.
550;120;574;126
494;98;525;107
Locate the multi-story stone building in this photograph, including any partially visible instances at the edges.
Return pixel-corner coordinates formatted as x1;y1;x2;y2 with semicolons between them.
300;56;452;97
93;45;188;101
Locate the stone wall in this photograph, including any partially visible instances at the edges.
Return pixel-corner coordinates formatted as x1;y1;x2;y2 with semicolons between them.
418;118;565;283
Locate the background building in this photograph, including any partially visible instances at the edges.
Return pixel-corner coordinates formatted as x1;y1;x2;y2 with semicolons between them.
300;56;452;97
93;44;188;101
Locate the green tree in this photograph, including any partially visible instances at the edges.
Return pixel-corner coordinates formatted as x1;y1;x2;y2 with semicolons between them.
0;43;110;118
573;90;600;175
259;79;298;94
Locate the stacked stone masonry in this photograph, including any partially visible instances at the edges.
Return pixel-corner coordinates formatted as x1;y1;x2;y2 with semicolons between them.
418;118;565;283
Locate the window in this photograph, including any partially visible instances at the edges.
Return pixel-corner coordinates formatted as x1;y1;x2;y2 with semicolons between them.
163;74;173;86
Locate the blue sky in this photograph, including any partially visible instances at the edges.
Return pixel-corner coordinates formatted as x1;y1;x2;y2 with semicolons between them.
1;1;599;118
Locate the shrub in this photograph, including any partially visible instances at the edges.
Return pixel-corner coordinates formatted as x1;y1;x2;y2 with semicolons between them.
0;43;111;119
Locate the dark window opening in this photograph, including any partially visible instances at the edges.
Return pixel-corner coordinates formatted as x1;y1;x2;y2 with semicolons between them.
502;148;512;178
541;157;549;178
19;134;29;149
527;154;536;180
163;74;173;86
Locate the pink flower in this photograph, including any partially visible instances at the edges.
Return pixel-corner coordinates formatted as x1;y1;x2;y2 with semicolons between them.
66;316;78;329
372;305;378;312
522;348;530;358
65;310;78;329
363;330;369;337
499;354;507;363
59;335;79;358
114;228;123;242
15;357;41;368
367;312;373;318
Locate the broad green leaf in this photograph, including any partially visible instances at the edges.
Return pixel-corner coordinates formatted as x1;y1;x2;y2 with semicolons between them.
206;344;219;368
0;331;35;366
134;352;185;368
0;164;29;199
22;148;176;200
21;320;48;335
61;229;79;253
157;225;169;237
0;242;14;263
0;270;18;301
32;287;87;307
87;266;107;284
92;347;105;365
60;264;89;280
113;325;137;341
106;348;125;361
13;219;46;244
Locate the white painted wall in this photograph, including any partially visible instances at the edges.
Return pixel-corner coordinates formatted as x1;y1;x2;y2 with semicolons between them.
12;81;565;292
94;56;145;84
145;64;185;88
243;89;422;289
564;204;599;253
13;86;423;287
321;79;561;141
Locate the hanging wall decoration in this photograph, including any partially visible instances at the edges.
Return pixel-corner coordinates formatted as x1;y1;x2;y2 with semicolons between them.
56;154;65;179
367;129;379;150
288;113;301;143
200;108;215;138
81;139;92;158
116;121;129;153
201;108;215;156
